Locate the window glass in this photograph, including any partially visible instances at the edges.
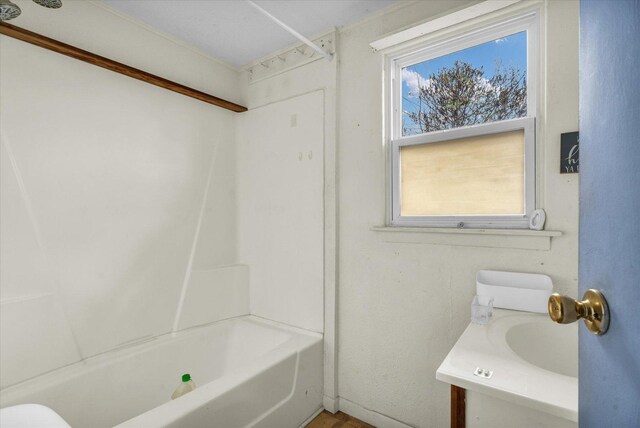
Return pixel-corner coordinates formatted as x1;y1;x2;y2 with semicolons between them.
401;32;527;136
400;130;525;216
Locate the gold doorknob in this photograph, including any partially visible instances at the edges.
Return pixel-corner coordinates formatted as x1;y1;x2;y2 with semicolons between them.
548;289;609;335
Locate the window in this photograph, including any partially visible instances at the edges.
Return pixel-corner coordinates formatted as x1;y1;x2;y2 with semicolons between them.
388;13;539;229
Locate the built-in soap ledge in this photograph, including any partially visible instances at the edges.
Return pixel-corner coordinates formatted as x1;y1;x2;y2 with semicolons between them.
476;270;553;313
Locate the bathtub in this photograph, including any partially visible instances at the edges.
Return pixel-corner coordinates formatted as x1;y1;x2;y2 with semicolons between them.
0;316;323;427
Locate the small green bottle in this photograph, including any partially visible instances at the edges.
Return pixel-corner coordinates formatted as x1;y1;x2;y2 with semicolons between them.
171;373;196;400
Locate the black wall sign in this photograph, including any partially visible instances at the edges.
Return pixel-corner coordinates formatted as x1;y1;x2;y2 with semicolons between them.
561;132;579;174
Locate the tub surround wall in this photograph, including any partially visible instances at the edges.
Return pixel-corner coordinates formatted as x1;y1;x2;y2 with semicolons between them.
2;0;243;107
175;266;250;332
0;0;245;388
239;44;338;407
236;91;325;334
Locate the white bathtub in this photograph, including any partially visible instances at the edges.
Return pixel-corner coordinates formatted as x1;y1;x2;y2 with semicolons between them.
0;316;323;427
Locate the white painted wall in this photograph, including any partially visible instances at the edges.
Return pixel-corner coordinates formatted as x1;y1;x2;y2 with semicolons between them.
0;0;246;388
336;1;579;427
234;1;579;425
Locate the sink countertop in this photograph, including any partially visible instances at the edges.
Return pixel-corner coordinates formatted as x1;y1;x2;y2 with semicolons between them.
436;309;578;422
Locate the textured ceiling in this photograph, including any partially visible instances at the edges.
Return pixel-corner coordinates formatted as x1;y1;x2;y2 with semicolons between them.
102;0;398;68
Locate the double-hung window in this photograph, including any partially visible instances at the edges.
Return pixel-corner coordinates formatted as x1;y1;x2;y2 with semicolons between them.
388;12;539;229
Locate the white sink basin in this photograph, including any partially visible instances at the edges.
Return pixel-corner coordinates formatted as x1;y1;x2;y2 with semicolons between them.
0;404;71;428
505;318;578;377
436;309;578;422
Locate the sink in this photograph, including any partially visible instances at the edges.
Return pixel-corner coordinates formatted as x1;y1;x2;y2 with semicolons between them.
0;404;71;427
436;309;578;422
506;319;578;377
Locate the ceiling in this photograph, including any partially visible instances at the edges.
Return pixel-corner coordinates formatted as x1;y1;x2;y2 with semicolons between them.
102;0;398;69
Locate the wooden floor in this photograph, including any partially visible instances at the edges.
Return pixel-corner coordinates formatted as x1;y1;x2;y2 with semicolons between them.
305;410;375;428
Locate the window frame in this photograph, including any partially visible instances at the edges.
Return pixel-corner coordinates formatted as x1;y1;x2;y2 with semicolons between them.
387;11;540;229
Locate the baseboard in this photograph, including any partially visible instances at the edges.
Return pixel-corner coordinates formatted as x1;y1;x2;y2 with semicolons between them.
323;395;339;413
338;397;413;428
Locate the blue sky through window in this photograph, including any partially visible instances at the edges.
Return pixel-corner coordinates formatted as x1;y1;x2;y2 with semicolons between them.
402;31;527;135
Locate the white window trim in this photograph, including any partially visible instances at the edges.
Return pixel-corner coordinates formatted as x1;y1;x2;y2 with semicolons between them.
387;10;540;229
391;117;535;228
370;1;522;52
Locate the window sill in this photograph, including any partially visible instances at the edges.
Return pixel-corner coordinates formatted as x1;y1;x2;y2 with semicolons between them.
371;226;562;250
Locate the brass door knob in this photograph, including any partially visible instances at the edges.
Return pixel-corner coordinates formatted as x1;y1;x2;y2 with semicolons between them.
548;289;609;335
